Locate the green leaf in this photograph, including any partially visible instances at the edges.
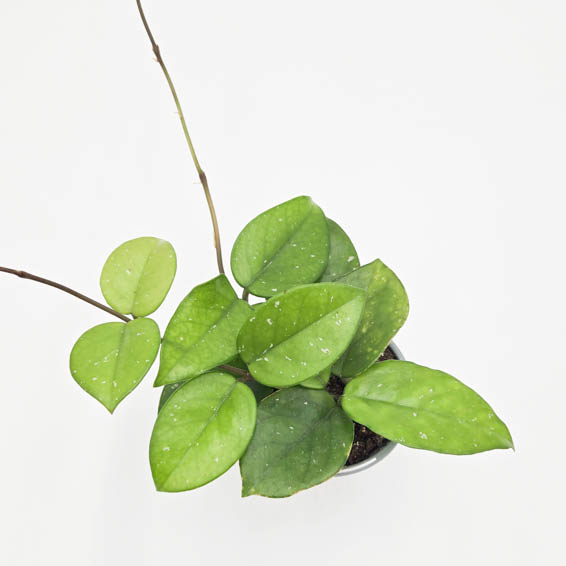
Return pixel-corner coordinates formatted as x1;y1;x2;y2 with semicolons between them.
240;387;353;497
100;237;176;317
70;318;160;413
237;283;366;388
230;196;329;297
155;275;253;386
341;360;514;454
158;382;184;412
333;259;409;377
319;219;360;281
150;372;257;492
300;366;331;390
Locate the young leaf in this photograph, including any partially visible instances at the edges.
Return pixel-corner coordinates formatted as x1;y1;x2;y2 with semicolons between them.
230;196;329;297
333;259;409;377
100;237;177;317
70;318;160;413
237;283;366;388
150;372;257;492
341;360;514;454
240;388;353;497
300;366;331;390
319;219;360;281
155;275;253;386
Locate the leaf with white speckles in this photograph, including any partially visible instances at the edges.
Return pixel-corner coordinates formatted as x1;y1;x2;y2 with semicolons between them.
333;259;409;377
150;372;257;492
319;219;360;281
155;275;253;386
300;366;331;390
237;283;366;388
100;237;176;317
342;360;513;454
70;318;160;413
240;388;353;497
230;196;329;297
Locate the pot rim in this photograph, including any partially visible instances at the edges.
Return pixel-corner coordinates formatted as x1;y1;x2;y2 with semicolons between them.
335;340;404;478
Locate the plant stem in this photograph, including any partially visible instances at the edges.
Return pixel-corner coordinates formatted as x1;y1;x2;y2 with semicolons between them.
0;267;131;323
242;289;249;302
135;0;225;275
218;364;253;381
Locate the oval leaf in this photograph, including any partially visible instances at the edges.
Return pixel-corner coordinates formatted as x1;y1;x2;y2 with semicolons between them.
238;283;366;388
341;360;514;454
300;366;331;390
230;196;329;297
70;318;160;413
319;219;360;281
100;237;177;317
240;387;353;497
155;275;253;386
333;259;409;377
150;372;257;492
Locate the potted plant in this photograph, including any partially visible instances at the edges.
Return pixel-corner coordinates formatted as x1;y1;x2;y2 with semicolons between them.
0;1;512;498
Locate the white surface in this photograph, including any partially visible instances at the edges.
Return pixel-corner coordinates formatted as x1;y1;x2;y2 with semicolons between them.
1;1;564;564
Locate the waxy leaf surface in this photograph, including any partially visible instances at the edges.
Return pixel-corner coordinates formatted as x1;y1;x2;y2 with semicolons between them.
319;219;360;281
230;196;329;297
100;237;176;317
150;372;257;492
155;275;253;386
70;318;160;413
237;283;366;387
342;360;514;454
240;388;353;497
300;366;332;390
334;259;409;377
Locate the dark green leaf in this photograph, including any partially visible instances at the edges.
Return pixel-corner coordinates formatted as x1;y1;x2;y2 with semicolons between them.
240;388;353;497
341;360;514;454
230;196;329;297
333;259;409;377
155;275;253;386
158;382;184;412
319;219;360;281
70;318;160;413
150;372;257;492
100;237;176;317
237;283;366;387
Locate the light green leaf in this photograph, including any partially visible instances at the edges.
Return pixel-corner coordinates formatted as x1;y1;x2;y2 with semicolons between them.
70;318;160;413
333;259;409;377
319;219;360;281
300;366;331;390
341;360;514;454
237;283;366;388
240;387;353;497
150;372;257;492
100;237;176;317
155;275;253;386
230;196;329;297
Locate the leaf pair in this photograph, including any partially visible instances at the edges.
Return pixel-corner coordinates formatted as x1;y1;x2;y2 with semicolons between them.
70;237;177;412
231;196;409;382
238;360;514;498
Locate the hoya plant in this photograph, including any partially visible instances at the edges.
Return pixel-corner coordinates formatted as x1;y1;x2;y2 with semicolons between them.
1;2;512;498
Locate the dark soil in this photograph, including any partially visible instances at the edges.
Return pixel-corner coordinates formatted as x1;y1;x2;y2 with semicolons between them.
327;345;396;466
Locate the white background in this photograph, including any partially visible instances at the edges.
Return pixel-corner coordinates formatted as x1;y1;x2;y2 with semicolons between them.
1;1;564;564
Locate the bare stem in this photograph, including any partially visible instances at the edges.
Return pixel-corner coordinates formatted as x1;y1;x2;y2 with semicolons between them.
218;364;253;382
0;267;131;322
135;0;225;275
